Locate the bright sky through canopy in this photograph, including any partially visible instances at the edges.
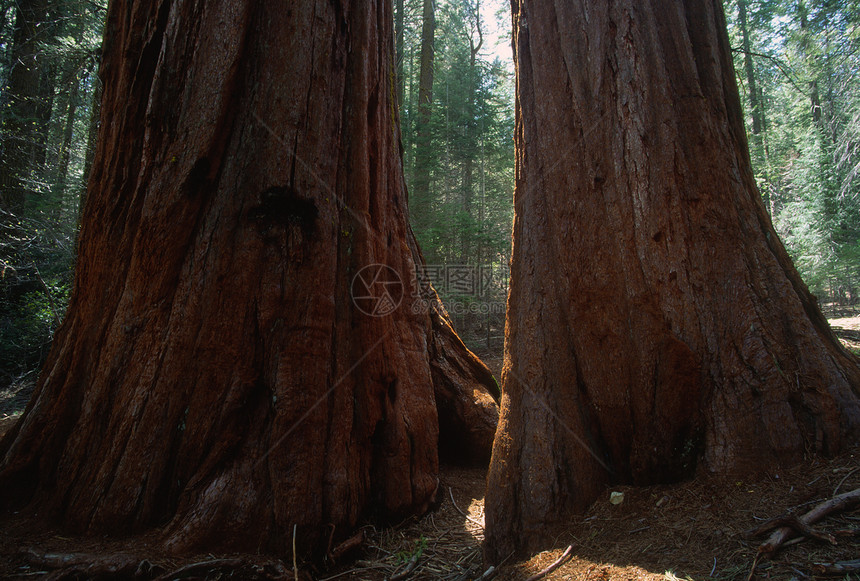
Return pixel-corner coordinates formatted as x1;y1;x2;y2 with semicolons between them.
480;0;513;69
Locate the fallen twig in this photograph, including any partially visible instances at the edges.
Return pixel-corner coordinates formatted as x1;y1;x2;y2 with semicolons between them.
747;516;836;546
757;487;860;556
293;524;299;580
524;545;574;581
152;557;289;581
329;529;365;561
812;559;860;575
152;558;247;580
833;467;859;496
745;552;762;581
388;553;420;581
22;550;161;580
449;486;485;529
476;550;515;580
451;565;481;581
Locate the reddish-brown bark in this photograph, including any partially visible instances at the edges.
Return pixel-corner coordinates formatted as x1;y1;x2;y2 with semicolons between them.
0;0;498;558
484;0;860;562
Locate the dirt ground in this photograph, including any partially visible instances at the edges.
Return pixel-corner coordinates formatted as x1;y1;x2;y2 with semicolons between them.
1;320;859;580
314;450;860;581
828;315;860;356
1;452;858;580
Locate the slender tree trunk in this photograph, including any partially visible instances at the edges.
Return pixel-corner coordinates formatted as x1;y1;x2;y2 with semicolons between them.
738;0;762;136
0;0;498;559
0;0;51;213
78;51;102;222
484;0;860;562
797;1;826;132
395;0;405;108
460;7;483;264
412;0;436;234
54;67;80;209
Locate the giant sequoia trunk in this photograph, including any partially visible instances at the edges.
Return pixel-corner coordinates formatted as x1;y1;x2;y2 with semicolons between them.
484;0;860;561
0;0;498;558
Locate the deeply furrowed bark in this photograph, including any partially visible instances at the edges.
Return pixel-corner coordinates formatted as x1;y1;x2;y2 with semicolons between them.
0;0;498;558
484;0;860;562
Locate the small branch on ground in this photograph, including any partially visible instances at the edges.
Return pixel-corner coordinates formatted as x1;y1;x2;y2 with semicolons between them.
449;486;484;529
388;553;420;581
833;467;859;496
757;487;860;557
524;545;574;581
293;524;299;581
22;550;161;580
152;557;289;580
746;486;860;579
23;552;291;581
477;550;514;580
745;552;762;581
745;516;837;545
328;529;365;561
812;559;860;575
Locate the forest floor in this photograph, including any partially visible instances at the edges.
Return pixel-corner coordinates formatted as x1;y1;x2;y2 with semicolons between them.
0;447;858;580
1;318;859;580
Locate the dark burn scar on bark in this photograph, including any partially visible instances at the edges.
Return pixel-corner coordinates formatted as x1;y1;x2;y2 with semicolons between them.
248;185;318;236
181;157;211;198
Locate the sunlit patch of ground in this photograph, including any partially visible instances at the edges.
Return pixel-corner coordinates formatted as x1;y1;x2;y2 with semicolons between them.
317;445;859;581
0;376;34;421
829;314;860;356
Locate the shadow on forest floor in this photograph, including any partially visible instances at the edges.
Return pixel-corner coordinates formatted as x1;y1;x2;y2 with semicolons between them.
4;453;857;580
322;448;860;581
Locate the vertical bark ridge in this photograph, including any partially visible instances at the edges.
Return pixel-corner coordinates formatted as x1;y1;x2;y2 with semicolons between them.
1;0;499;559
485;0;860;562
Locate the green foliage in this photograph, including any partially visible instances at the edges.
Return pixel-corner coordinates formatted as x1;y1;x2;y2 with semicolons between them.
399;0;514;349
0;0;105;388
395;536;428;564
0;283;69;376
726;0;860;306
0;213;73;384
4;0;858;387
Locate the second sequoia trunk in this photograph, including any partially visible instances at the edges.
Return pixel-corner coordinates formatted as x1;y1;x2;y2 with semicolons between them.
0;0;498;558
484;0;860;561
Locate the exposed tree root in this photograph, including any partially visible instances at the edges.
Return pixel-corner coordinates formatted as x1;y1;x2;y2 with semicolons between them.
20;550;290;580
22;550;161;580
328;529;365;562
